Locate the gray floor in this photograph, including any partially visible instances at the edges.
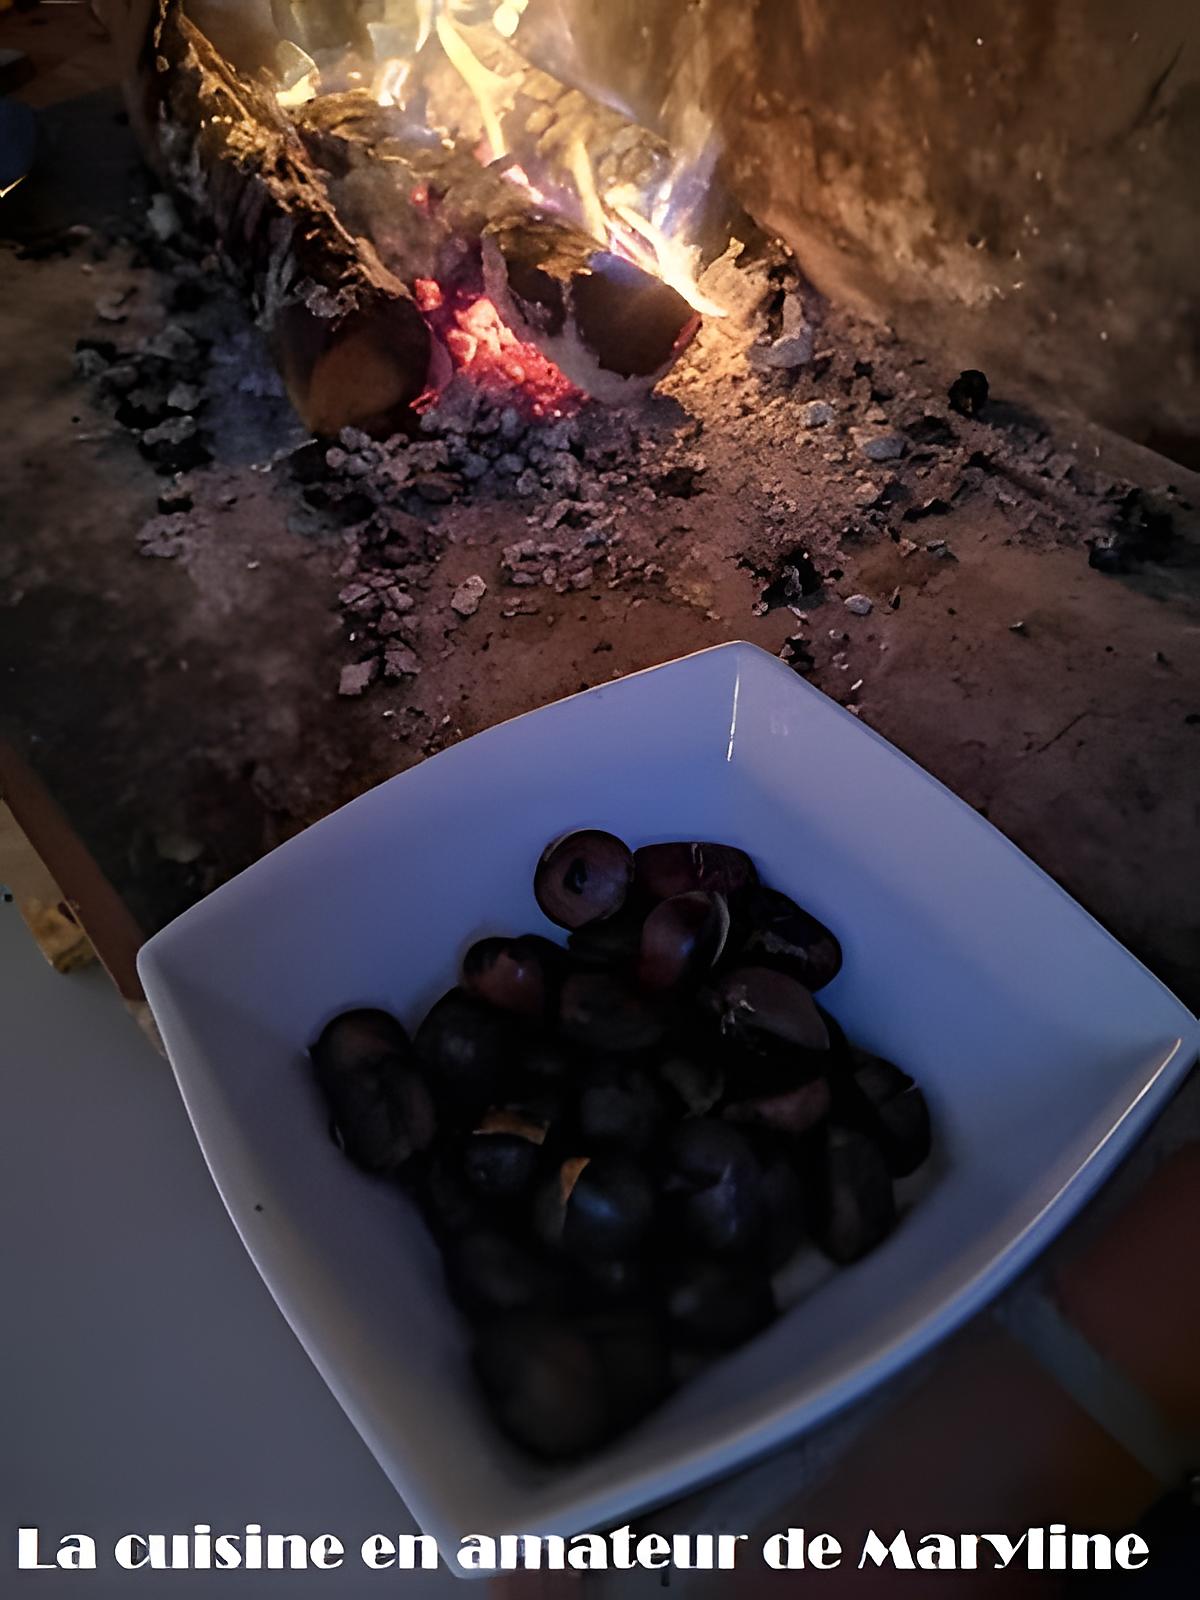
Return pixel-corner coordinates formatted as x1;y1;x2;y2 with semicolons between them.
0;901;456;1595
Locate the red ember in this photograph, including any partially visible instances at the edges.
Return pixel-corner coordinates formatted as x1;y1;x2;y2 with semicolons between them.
413;280;582;420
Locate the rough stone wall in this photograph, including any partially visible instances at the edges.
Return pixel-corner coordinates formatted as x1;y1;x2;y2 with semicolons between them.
525;0;1200;461
104;0;1200;458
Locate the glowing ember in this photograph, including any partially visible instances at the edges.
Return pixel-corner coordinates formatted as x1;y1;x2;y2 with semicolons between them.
413;281;582;419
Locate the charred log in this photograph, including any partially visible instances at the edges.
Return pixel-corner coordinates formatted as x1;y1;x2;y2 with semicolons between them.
117;2;698;430
295;93;699;401
144;0;432;436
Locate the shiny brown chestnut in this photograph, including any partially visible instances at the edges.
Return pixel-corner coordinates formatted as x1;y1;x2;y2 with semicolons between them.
709;966;830;1057
634;841;757;901
559;970;668;1053
535;829;633;930
663;1259;776;1351
723;1074;832;1136
462;1108;548;1200
413;988;511;1120
536;1154;657;1259
576;1061;667;1153
850;1051;932;1178
444;1229;558;1317
661;1119;765;1257
731;884;843;992
310;1009;435;1174
461;934;563;1018
637;891;730;990
311;1007;410;1075
758;1154;807;1271
810;1125;897;1264
657;1053;725;1118
567;902;646;970
580;1307;672;1430
473;1312;611;1461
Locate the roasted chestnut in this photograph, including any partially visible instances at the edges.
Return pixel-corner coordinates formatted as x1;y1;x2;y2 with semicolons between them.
657;1052;725;1118
311;1007;411;1075
473;1312;611;1460
515;1034;573;1083
708;966;830;1058
462;934;563;1018
850;1051;932;1178
581;1307;672;1428
576;1061;666;1152
417;1145;480;1238
758;1152;808;1270
663;1259;776;1351
731;884;843;992
559;970;667;1053
810;1125;897;1264
634;841;757;901
537;1154;657;1258
320;822;934;1463
462;1108;547;1199
723;1074;832;1136
638;891;730;990
567;903;646;969
535;829;633;930
571;1254;647;1307
661;1120;764;1257
413;988;511;1119
310;1009;435;1174
444;1229;558;1317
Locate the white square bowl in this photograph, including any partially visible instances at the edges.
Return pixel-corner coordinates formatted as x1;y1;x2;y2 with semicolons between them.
138;641;1198;1553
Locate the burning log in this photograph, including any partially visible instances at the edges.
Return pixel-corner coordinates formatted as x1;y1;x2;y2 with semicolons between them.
140;0;433;437
295;93;699;401
113;2;699;434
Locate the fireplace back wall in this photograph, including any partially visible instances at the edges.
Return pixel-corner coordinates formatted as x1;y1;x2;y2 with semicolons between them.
524;0;1200;463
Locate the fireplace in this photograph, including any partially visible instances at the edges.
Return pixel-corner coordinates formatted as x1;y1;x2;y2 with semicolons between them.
2;0;1195;1008
108;0;1199;461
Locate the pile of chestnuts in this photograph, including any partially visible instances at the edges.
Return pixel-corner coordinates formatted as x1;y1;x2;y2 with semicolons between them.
310;831;932;1461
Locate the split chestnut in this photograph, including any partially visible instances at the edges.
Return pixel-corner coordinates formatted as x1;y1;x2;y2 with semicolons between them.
309;827;934;1461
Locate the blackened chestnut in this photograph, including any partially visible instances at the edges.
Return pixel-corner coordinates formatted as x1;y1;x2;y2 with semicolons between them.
537;1154;656;1258
850;1051;932;1178
638;891;730;990
663;1259;776;1351
559;970;667;1052
572;1253;647;1307
418;1145;480;1238
576;1061;666;1152
310;1009;435;1174
311;1007;411;1075
462;935;562;1018
516;1034;573;1085
567;903;646;969
731;885;843;992
709;966;830;1058
758;1154;807;1271
661;1120;764;1257
634;841;757;901
657;1053;725;1118
810;1125;897;1264
473;1312;611;1460
445;1229;557;1317
413;988;511;1119
535;829;633;930
723;1075;832;1136
462;1108;547;1199
582;1307;672;1428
